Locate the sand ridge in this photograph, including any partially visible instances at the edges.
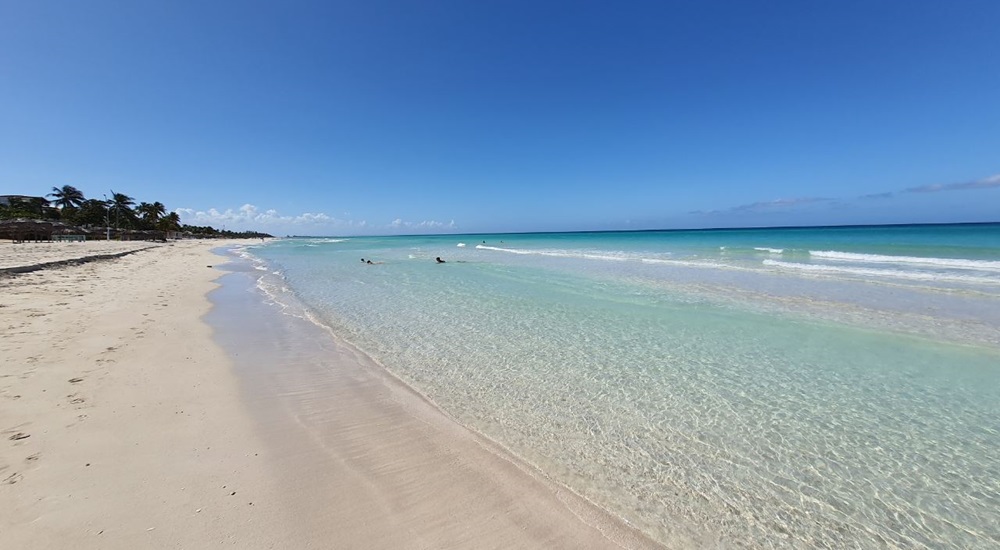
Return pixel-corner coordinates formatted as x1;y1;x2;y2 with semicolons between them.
0;240;160;271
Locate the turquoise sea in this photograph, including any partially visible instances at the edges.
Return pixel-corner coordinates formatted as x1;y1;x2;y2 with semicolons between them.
236;223;1000;548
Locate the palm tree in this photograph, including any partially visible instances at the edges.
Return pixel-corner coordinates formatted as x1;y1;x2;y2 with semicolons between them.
47;185;86;209
156;211;182;238
165;211;180;228
72;199;112;227
109;191;137;230
136;201;166;229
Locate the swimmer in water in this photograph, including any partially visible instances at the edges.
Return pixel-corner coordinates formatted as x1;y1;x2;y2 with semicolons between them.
436;257;446;263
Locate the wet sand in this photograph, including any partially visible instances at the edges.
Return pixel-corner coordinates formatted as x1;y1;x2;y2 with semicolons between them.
0;241;661;549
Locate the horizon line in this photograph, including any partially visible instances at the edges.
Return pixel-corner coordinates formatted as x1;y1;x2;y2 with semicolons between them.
285;219;1000;239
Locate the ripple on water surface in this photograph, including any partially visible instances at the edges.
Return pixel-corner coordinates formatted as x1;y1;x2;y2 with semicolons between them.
249;237;1000;548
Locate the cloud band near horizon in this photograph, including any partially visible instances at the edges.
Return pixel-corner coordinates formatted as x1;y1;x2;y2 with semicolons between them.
175;203;457;234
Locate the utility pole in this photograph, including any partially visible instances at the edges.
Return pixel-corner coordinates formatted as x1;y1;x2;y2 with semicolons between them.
103;193;111;240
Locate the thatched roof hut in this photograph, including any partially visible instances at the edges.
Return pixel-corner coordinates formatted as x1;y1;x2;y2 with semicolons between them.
127;229;166;242
0;218;54;242
49;221;90;235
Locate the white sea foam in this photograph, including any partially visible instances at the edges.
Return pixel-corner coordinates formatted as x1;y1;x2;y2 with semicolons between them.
232;247;254;259
476;244;628;261
764;259;1000;285
231;247;273;274
718;245;785;255
312;238;348;243
476;244;532;254
457;242;466;247
639;257;740;270
809;250;1000;272
477;245;747;271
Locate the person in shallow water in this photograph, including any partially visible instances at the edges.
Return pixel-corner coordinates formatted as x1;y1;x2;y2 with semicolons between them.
436;257;445;263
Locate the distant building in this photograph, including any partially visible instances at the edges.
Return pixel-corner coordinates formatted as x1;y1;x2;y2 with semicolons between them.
0;194;46;206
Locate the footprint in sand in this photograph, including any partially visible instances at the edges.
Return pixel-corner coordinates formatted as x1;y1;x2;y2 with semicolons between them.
68;377;84;384
8;432;30;441
3;472;24;485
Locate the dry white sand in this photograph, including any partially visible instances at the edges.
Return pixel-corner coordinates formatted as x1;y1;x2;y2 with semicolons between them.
1;240;288;548
0;240;662;549
0;240;159;271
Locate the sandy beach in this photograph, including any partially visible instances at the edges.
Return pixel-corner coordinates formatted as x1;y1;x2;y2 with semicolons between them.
1;240;660;549
0;241;163;272
1;240;287;548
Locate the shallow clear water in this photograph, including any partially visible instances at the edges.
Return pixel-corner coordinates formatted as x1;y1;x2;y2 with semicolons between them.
239;224;1000;548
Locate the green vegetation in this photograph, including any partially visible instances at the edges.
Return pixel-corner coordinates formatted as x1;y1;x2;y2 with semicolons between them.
0;196;53;220
0;186;272;239
48;185;85;209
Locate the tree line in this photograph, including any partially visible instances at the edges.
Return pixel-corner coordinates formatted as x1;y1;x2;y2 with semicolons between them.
1;185;272;239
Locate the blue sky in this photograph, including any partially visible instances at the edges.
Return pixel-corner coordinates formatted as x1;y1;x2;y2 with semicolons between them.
2;0;998;235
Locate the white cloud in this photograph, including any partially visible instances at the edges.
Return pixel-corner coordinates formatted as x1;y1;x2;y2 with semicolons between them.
175;204;457;235
690;171;1000;219
387;218;458;232
860;192;894;199
905;173;1000;193
175;203;340;228
691;197;835;216
731;197;833;212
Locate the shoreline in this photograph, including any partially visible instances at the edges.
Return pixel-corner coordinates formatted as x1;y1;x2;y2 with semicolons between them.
208;248;664;548
1;241;662;548
1;240;293;548
242;233;1000;548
